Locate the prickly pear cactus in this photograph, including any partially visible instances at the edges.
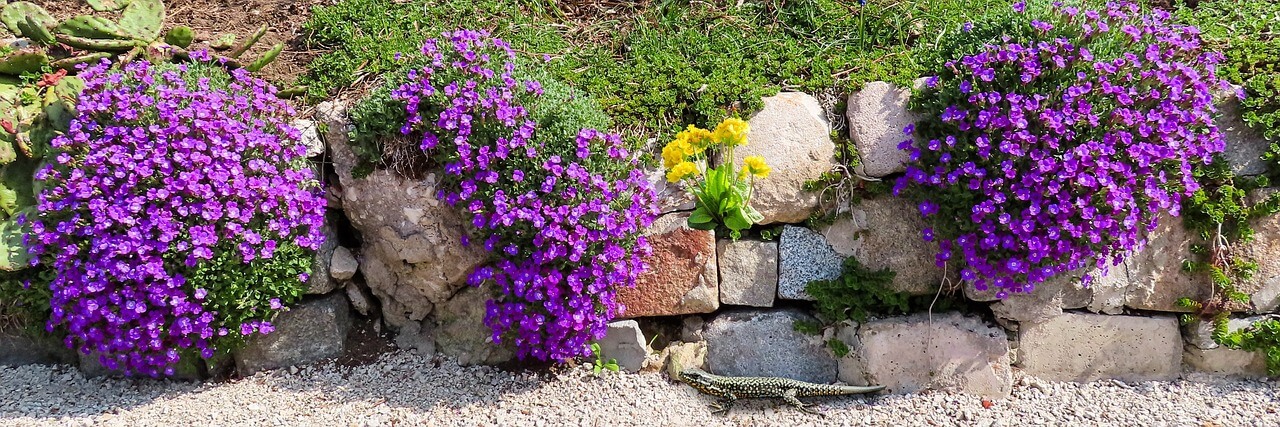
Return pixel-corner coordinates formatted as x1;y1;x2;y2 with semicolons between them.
57;15;130;40
118;0;163;41
0;49;49;76
164;25;193;48
85;0;131;12
1;2;55;37
18;16;55;46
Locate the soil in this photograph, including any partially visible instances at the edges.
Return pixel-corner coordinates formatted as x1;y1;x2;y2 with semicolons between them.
32;0;327;86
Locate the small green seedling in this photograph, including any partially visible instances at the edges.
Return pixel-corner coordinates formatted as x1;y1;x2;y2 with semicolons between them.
589;342;620;376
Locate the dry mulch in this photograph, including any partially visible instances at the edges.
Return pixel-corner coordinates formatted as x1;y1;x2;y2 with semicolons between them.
32;0;329;85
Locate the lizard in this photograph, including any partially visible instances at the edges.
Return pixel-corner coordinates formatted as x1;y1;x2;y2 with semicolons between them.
677;367;886;416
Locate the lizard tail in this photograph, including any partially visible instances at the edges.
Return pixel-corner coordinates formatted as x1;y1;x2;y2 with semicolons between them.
812;384;886;396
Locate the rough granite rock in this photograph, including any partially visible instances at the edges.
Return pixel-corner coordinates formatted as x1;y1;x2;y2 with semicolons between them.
833;321;869;386
818;197;953;295
848;81;918;178
856;313;1012;398
778;225;843;301
662;341;708;379
966;262;1129;323
330;246;358;281
735;92;835;224
318;101;487;332
599;320;650;373
1018;313;1182;382
345;282;374;316
703;309;837;383
306;216;341;295
716;239;778;307
0;327;76;367
645;168;696;214
293;118;324;158
616;212;719;317
433;286;514;366
1216;85;1269;177
1123;215;1206;312
234;293;352;376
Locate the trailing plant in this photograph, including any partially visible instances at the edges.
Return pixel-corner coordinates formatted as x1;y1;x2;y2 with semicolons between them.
1217;317;1280;376
661;118;769;239
384;30;658;362
26;58;325;377
895;0;1230;297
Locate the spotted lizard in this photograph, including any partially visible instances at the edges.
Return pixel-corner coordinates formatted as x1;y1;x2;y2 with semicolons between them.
677;367;886;416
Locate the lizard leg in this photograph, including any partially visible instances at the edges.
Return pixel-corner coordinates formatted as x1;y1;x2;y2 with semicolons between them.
709;394;737;415
782;389;824;417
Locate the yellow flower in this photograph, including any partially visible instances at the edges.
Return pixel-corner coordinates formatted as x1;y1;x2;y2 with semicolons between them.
676;125;713;152
712;117;750;146
743;155;770;179
666;161;700;183
661;140;686;169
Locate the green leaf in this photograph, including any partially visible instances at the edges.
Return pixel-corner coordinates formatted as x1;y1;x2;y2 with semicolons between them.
688;208;714;224
743;205;765;223
724;208;752;231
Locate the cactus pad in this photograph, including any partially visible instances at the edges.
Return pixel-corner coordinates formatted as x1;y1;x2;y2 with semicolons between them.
164;25;193;48
18;16;55;46
58;15;130;40
2;2;55;37
246;43;282;72
54;33;140;52
210;33;236;50
85;0;131;12
0;48;49;75
118;0;164;41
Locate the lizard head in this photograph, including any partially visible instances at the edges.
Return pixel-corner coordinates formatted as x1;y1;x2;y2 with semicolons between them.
677;368;716;391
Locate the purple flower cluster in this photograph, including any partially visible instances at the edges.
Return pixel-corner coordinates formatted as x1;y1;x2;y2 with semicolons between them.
896;1;1229;297
392;30;658;361
27;58;326;376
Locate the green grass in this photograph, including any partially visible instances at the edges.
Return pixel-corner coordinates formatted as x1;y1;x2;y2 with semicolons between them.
300;0;1005;141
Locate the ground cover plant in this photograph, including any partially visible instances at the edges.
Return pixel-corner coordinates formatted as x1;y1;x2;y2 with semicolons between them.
381;29;659;362
895;0;1231;297
23;57;324;377
303;0;1007;143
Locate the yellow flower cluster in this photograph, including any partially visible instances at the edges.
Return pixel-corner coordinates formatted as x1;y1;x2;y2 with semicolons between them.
712;117;749;146
666;161;699;182
662;125;713;168
743;155;771;178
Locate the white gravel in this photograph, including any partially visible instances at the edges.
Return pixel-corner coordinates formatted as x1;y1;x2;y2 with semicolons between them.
1;350;1278;427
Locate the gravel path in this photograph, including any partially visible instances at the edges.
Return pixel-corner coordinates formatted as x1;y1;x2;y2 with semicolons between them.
1;350;1277;427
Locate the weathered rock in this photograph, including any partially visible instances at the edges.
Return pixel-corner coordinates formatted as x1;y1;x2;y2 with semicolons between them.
433;286;513;366
967;262;1128;323
345;282;374;316
234;293;352;375
599;320;650;373
0;327;75;367
716;239;778;307
847;81;917;178
617;212;719;317
856;313;1012;398
819;197;953;295
681;316;705;343
1216;85;1269;177
319;101;487;331
704;309;837;383
1235;191;1280;312
735;92;835;224
662;341;708;380
293;118;324;158
1184;346;1268;378
1018;313;1182;382
1181;316;1270;377
330;246;358;281
393;319;436;357
645;168;696;214
833;321;869;386
1124;216;1205;312
307;216;341;295
778;225;843;301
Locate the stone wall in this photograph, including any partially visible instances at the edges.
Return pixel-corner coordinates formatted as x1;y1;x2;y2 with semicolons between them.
4;84;1276;390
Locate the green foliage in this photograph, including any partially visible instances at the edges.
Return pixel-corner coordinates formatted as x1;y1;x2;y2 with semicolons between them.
1217;318;1280;377
806;257;907;323
826;338;850;358
304;0;1002;142
792;319;823;336
1176;0;1280;141
0;266;52;330
588;342;621;376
